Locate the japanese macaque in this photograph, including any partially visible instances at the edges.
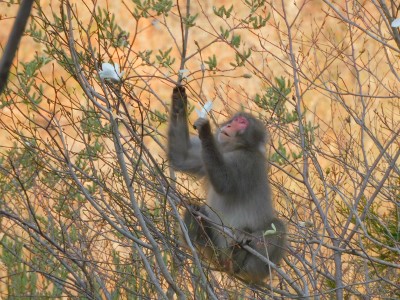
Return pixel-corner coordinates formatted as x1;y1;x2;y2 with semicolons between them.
168;86;286;284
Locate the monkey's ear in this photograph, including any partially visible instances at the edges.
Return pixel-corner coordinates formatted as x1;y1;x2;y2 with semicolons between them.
258;144;266;153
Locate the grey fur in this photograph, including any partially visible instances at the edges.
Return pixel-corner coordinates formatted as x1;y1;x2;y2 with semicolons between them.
169;86;286;284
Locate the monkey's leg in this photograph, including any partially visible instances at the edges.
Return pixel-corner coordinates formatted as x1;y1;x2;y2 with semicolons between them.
183;206;216;255
257;218;287;265
231;218;287;284
230;245;249;274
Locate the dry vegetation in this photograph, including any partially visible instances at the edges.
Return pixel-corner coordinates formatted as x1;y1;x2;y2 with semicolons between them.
0;0;399;299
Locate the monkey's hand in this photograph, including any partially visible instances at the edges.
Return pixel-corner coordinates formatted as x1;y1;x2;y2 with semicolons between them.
172;86;187;115
187;203;201;214
193;118;211;139
234;230;252;246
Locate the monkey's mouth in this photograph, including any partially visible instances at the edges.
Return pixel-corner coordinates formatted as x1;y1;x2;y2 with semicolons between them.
221;130;230;137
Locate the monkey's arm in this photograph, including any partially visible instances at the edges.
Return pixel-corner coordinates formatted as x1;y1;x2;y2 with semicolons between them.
168;87;204;175
194;118;239;194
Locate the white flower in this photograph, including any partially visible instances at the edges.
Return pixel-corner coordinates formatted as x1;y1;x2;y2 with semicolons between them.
391;18;400;28
151;19;161;30
263;223;277;236
299;221;313;228
178;69;190;80
163;70;171;78
200;63;205;73
99;63;124;82
195;101;213;118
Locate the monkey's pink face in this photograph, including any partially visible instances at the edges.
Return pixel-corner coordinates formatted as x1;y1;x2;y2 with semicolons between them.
218;116;249;143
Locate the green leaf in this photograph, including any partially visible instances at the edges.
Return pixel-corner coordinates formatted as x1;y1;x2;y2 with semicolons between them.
231;34;241;48
213;5;233;18
183;13;198;27
204;54;217;71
